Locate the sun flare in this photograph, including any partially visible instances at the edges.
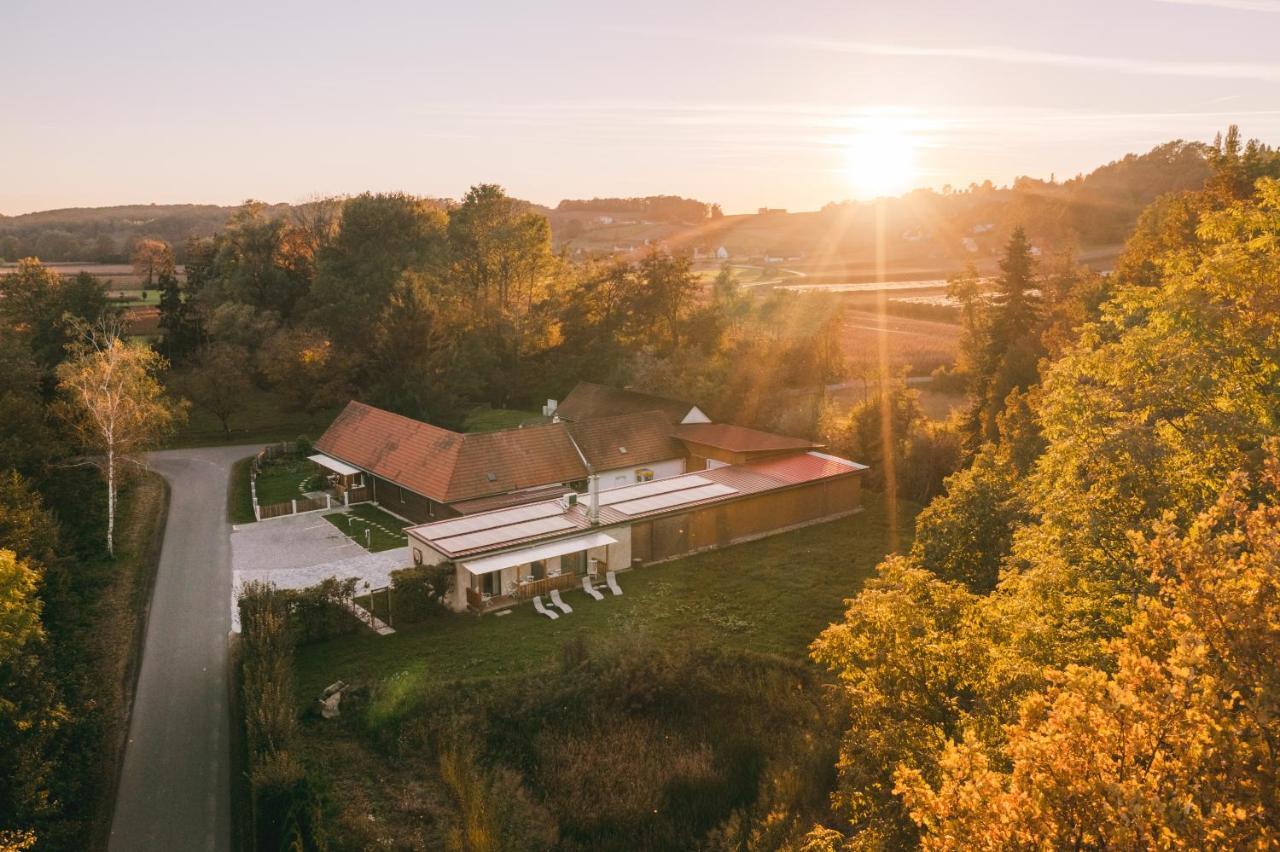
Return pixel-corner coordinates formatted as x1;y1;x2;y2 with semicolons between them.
841;120;920;200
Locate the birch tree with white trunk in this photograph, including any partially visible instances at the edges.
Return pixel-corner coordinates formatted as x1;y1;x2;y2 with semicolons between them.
55;319;185;556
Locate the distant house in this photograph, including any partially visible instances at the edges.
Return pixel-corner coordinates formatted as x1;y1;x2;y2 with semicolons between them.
310;382;868;613
961;237;979;253
715;245;729;260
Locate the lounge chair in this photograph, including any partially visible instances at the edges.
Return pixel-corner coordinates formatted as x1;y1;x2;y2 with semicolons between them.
605;570;623;596
532;595;559;620
582;576;605;600
550;588;573;614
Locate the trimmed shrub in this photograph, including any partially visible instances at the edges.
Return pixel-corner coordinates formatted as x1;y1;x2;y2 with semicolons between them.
285;577;358;644
389;565;451;624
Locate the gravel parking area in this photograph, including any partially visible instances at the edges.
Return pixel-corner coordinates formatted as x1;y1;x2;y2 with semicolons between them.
230;511;409;630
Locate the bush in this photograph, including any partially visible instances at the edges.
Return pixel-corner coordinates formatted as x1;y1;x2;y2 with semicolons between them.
285;578;359;645
251;751;327;852
389;565;451;623
237;581;332;850
295;435;313;455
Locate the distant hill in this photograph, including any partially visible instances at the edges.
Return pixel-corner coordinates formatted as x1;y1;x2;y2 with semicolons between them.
0;140;1212;270
551;141;1213;269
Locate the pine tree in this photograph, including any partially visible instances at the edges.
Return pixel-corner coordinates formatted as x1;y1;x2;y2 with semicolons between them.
970;226;1043;442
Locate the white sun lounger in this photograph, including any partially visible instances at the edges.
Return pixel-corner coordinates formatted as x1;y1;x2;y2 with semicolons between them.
605;570;623;596
582;576;605;600
532;595;559;619
550;588;573;614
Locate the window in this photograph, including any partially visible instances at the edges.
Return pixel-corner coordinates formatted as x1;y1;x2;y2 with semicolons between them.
531;559;547;580
413;548;423;565
398;486;406;503
636;468;654;482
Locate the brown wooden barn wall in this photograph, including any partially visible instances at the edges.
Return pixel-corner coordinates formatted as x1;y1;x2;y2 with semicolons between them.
631;475;861;565
368;474;457;523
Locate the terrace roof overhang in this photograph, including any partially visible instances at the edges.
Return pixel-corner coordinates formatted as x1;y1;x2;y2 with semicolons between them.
460;531;618;576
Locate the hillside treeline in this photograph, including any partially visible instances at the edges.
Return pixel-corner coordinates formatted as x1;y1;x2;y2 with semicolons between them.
555;195;715;222
146;185;858;441
799;128;1280;848
0;248;172;846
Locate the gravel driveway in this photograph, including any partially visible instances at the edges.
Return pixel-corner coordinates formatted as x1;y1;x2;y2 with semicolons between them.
230;510;409;630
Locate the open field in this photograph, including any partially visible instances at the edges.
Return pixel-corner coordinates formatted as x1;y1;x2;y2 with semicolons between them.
293;491;915;701
837;306;961;377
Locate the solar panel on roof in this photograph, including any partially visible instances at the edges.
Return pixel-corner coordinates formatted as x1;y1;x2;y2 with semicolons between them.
612;482;738;515
435;516;576;552
597;475;712;506
422;501;563;540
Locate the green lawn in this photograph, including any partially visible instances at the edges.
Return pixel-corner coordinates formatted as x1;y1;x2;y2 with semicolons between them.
323;504;410;553
294;492;916;704
253;455;315;506
169;383;340;448
461;406;542;432
228;456;255;524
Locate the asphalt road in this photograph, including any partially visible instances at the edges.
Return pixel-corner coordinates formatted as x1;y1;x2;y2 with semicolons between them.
109;445;256;852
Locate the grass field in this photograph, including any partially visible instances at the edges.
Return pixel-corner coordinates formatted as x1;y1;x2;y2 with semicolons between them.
80;473;170;846
460;406;542;432
838;306;961;377
293;491;915;704
323;504;409;552
253;455;314;505
170;383;339;448
227;456;255;524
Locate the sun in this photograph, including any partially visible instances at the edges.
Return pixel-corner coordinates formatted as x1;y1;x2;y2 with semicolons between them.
841;121;920;200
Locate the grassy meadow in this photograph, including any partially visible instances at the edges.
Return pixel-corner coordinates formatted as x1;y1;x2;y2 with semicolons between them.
289;491;913;847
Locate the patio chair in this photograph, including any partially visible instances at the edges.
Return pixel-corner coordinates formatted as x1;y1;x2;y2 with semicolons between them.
550;588;573;614
582;575;605;601
605;570;623;596
532;595;559;620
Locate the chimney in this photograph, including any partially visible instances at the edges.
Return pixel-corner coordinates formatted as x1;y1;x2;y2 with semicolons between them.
587;474;600;525
542;398;559;418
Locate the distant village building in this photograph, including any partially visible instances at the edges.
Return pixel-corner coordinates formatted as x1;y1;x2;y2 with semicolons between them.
961;237;979;253
971;223;995;234
715;246;729;260
596;215;614;225
757;207;787;216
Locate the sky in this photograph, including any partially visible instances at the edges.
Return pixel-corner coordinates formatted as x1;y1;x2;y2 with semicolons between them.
4;0;1280;215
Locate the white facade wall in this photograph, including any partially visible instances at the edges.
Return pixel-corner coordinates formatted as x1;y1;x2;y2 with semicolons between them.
596;456;685;490
430;525;635;612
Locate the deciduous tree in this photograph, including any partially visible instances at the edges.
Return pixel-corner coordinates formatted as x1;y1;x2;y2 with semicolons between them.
54;320;185;555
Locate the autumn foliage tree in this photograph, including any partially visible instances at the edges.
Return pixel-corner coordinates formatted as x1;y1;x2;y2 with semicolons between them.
897;455;1280;849
54;321;185;555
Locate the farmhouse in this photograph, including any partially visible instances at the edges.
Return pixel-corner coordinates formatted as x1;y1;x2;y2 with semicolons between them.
408;451;867;613
311;401;689;520
309;382;868;613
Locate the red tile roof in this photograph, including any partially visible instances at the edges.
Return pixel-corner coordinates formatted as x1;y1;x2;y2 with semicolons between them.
314;401;589;504
555;381;704;424
567;410;685;471
674;422;820;454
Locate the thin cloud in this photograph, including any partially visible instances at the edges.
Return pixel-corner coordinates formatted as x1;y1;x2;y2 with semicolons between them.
1154;0;1280;12
780;37;1280;83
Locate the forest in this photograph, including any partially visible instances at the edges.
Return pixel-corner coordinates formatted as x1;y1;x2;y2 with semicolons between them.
2;126;1280;849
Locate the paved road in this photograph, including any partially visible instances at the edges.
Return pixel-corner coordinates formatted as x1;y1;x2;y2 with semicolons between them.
109;445;256;852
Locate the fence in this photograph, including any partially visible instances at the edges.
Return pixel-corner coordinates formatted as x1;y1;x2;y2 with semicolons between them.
250;442;330;521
